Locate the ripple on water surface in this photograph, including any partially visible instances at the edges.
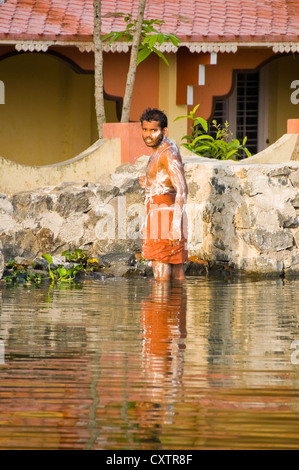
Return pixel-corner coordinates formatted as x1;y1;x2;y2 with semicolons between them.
0;277;299;449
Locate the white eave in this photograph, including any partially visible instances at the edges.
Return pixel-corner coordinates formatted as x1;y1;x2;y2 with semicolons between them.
1;39;299;54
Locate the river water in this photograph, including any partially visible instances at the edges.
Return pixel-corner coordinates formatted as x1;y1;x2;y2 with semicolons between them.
0;275;299;450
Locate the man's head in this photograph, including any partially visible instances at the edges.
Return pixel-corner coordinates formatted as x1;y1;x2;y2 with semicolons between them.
140;108;168;130
140;108;168;149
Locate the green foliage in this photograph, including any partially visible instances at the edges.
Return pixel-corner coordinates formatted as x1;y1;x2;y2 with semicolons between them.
42;252;84;283
42;253;56;282
175;104;251;160
42;250;100;284
3;259;43;286
62;249;89;264
3;250;101;287
102;14;180;65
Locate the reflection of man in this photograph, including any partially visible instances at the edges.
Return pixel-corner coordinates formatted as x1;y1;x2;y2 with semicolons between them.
141;281;187;404
139;108;188;281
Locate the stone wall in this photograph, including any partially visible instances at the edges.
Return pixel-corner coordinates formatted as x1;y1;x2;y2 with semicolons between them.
0;154;299;278
184;156;299;277
0;241;4;279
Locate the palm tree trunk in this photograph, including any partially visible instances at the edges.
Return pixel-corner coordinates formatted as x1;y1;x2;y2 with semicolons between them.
93;0;106;138
121;0;147;122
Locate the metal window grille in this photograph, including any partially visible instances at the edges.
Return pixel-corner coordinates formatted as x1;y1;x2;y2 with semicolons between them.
208;71;260;157
236;72;259;156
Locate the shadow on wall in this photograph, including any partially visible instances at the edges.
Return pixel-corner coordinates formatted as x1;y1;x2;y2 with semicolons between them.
0;138;121;195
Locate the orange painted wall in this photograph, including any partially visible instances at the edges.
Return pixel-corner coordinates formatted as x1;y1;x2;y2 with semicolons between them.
177;48;275;120
103;122;150;164
50;47;160;122
103;52;160;122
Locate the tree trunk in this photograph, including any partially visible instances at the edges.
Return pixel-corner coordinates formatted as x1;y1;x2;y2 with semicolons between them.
121;0;147;123
93;0;106;138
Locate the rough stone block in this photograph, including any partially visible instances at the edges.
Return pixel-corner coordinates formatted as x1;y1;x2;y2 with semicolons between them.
0;241;4;280
249;229;294;252
290;169;299;188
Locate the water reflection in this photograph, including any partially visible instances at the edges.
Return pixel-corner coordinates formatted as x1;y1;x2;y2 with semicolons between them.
0;277;299;449
137;281;187;446
142;281;187;393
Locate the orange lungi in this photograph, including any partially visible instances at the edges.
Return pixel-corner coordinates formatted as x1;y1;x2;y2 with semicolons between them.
142;193;188;264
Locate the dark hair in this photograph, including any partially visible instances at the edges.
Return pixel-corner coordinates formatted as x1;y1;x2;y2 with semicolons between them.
140;107;168;129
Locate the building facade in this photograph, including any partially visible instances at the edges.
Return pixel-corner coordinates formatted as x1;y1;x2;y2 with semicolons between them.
0;0;299;166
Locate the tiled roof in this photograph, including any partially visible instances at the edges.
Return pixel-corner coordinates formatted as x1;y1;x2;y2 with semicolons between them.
0;0;299;43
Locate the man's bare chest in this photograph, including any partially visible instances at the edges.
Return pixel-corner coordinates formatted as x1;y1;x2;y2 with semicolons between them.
146;154;160;178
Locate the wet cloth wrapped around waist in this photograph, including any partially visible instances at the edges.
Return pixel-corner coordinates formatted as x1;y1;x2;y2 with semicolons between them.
142;193;188;264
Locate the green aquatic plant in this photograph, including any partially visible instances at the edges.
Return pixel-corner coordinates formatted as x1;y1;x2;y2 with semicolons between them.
42;253;84;283
3;259;43;286
42;254;56;282
42;250;101;284
62;249;100;272
61;249;89;263
3;251;102;287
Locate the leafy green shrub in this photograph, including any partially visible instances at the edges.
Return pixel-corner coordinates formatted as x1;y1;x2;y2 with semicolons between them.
175;105;251;160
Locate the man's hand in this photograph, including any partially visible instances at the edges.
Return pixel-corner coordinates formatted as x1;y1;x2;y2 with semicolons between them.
169;222;181;246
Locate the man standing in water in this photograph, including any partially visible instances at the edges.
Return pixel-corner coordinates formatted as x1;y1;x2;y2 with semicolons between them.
139;108;188;281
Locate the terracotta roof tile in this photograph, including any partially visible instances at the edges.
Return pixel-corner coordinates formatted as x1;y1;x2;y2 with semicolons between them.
0;0;299;43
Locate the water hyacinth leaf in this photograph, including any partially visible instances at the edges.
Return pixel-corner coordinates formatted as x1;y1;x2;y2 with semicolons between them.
42;253;55;281
42;253;53;265
57;267;68;277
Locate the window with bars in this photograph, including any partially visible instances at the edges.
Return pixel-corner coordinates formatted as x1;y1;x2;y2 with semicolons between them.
236;72;259;156
208;71;260;158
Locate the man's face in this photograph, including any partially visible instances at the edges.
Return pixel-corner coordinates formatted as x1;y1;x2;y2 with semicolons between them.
141;120;166;149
